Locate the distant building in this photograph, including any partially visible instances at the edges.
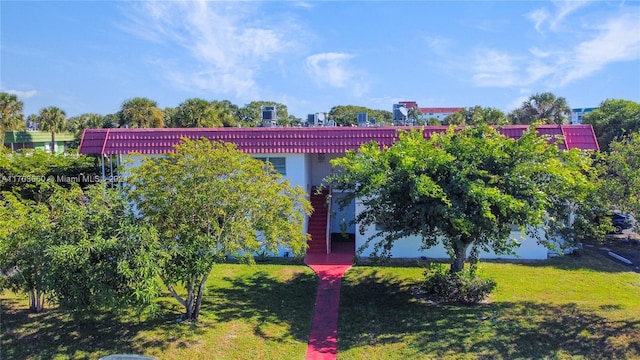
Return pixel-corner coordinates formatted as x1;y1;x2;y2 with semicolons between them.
571;108;597;124
395;101;463;123
3;130;75;153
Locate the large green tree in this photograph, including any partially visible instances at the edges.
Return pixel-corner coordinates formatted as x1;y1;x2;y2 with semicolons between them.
444;106;508;126
45;184;164;315
328;105;393;126
38;106;67;153
237;101;288;127
0;188;53;312
326;125;594;273
510;92;572;125
582;99;640;152
118;97;164;128
0;92;26;148
66;113;108;145
0;183;161;315
126;138;311;320
600;132;640;228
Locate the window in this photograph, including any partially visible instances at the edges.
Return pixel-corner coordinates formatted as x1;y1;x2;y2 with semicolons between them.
255;157;286;176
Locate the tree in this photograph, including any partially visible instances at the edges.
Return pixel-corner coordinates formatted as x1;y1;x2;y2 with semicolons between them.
211;100;238;127
582;99;640;152
0;189;53;312
118;97;164;128
126;138;311;320
328;105;393;127
0;148;99;201
66;113;107;145
444;106;508;126
600;132;640;228
510;92;571;125
0;182;161;315
0;92;26;148
45;184;164;315
38;106;67;153
238;101;288;127
171;98;218;128
326;125;594;273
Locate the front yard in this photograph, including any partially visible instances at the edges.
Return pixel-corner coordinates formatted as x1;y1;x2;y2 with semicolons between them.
338;253;640;359
1;253;639;359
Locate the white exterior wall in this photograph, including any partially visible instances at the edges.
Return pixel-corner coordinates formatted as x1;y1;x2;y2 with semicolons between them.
354;200;553;260
254;153;310;257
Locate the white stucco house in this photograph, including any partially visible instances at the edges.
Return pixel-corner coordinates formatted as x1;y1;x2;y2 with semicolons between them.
79;125;599;260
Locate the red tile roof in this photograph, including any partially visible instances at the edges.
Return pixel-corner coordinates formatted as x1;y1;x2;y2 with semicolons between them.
418;107;464;114
78;125;599;155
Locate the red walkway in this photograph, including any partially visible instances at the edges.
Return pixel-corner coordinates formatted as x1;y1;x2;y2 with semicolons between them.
305;242;355;360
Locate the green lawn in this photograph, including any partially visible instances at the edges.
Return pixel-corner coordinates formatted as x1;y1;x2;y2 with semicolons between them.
1;262;318;360
338;253;640;359
2;253;639;360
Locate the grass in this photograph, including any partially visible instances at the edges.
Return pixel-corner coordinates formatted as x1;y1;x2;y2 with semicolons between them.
2;253;639;360
1;261;318;360
337;253;640;359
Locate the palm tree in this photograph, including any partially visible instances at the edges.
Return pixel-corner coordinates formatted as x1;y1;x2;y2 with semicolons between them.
510;92;572;125
0;92;26;148
67;113;106;143
119;97;164;128
38;106;67;153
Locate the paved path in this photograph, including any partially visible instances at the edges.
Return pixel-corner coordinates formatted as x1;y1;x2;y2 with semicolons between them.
304;243;354;360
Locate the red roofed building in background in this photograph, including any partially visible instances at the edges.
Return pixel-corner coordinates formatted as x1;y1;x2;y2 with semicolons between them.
78;124;599;260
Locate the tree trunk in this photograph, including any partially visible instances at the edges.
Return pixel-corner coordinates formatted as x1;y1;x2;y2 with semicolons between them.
28;288;45;313
193;275;208;320
51;132;56;153
185;281;195;320
450;240;470;273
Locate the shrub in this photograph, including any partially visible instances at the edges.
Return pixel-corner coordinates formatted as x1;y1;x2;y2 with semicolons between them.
422;263;496;304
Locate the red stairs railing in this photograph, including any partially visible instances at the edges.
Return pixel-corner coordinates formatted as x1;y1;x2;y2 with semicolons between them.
307;187;330;255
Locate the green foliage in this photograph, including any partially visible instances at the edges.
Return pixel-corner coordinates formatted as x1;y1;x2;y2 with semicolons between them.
0;183;163;316
327;125;595;273
444;106;508;126
509;92;571;125
237;101;288;126
66;113;108;145
0;92;26;147
328;105;393;126
118;97;164;128
126;138;311;319
168;98;238;128
45;185;164;316
0;149;99;201
582;99;640;152
38;106;67;152
600;132;640;227
422;263;496;304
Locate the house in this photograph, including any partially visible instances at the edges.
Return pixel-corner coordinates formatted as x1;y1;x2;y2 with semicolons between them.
4;130;75;154
79;125;599;260
571;107;598;124
394;101;464;124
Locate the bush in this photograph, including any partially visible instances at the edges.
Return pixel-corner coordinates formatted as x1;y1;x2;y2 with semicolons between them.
422;263;496;304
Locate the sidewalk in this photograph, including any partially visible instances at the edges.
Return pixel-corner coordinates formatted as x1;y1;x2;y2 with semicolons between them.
304;242;354;360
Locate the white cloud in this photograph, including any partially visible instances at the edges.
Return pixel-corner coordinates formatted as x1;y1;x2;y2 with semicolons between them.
527;8;549;33
120;1;304;98
528;0;590;33
473;6;640;89
558;12;640;85
425;35;452;56
305;52;356;88
472;50;521;87
5;89;38;99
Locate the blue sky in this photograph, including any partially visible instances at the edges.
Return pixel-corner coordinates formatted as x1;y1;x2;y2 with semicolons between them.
2;1;639;119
